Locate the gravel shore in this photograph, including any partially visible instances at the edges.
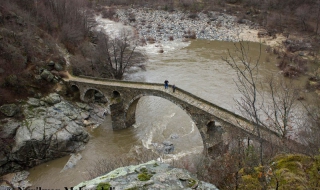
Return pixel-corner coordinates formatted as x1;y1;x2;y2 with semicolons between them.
115;8;260;43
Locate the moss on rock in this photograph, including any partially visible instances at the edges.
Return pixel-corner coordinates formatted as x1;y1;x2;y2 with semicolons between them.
136;166;154;181
96;182;111;190
188;178;198;188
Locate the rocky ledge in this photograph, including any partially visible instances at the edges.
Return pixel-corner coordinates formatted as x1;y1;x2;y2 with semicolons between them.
74;160;218;190
0;93;106;175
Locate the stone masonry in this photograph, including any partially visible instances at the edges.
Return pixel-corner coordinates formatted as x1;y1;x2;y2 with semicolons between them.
66;76;283;154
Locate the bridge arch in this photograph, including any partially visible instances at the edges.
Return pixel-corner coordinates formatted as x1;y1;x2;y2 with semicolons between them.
124;94;208;151
83;88;109;103
124;94;196;127
113;90;121;98
71;84;80;92
69;84;81;100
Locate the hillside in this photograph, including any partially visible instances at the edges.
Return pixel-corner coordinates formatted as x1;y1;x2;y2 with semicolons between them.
0;2;65;106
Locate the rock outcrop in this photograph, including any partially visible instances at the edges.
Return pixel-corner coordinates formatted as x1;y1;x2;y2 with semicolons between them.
0;104;18;117
61;153;82;173
74;160;218;190
0;93;106;175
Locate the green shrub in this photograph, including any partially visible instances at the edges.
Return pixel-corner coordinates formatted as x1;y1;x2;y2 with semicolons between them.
96;182;111;190
137;168;153;181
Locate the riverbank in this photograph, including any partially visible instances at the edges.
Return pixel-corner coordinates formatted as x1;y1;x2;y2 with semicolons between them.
114;8;255;42
109;7;286;49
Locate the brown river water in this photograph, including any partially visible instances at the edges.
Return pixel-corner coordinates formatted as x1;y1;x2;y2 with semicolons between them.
27;39;299;188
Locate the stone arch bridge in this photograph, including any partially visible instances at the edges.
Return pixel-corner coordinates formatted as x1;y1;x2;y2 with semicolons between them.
66;76;282;153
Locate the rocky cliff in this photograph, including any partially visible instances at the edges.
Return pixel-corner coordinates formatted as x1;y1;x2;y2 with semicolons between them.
0;93;105;175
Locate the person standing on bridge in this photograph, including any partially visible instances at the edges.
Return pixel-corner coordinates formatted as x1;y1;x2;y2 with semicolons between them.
164;80;169;89
172;84;176;93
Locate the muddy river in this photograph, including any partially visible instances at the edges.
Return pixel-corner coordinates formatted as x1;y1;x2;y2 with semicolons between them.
27;38;295;188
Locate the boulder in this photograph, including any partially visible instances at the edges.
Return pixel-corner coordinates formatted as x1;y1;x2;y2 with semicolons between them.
47;60;55;66
42;93;61;105
0;118;20;138
0;95;93;175
80;111;90;120
0;104;18;117
61;153;82;172
27;98;41;107
52;78;59;84
40;69;54;82
0;68;4;74
76;102;88;109
11;171;31;189
54;63;63;71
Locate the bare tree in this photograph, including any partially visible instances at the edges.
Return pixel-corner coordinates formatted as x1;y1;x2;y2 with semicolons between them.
223;41;304;163
263;77;300;138
96;29;146;79
223;41;265;165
